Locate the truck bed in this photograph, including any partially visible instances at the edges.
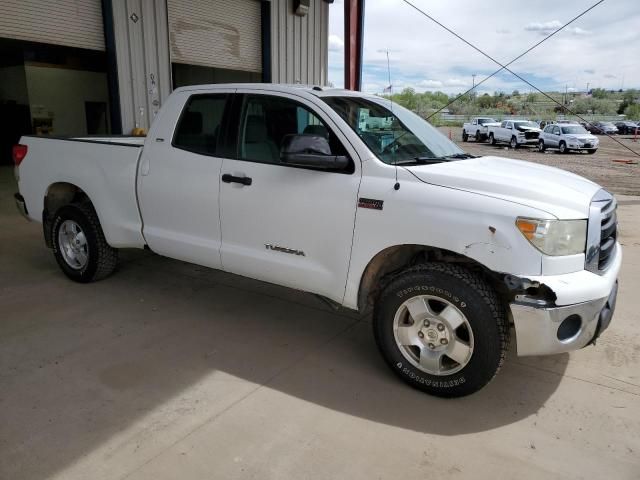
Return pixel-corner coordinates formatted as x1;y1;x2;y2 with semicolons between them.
16;135;146;248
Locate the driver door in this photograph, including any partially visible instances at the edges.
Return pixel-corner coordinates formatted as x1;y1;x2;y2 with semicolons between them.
218;90;362;303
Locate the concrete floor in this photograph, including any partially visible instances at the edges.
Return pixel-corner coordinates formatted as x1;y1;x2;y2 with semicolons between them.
1;165;639;480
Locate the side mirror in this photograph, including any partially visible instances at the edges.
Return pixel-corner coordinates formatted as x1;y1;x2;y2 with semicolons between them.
280;134;349;170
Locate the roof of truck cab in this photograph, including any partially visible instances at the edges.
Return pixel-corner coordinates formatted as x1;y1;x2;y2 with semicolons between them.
172;83;378;99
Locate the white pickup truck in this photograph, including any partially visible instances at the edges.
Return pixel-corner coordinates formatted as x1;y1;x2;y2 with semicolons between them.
488;119;542;149
13;84;620;397
462;117;500;142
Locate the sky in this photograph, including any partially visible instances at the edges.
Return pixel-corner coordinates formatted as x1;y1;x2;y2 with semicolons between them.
327;0;640;96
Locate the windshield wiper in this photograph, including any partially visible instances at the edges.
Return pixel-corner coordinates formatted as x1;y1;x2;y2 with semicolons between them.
440;153;477;159
393;157;445;165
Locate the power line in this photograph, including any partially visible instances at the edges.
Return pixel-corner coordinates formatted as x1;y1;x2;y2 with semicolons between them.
400;0;640;158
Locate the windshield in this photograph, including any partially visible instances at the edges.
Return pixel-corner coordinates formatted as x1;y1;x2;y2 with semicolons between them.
561;125;588;134
478;118;496;125
513;121;538;129
321;96;464;164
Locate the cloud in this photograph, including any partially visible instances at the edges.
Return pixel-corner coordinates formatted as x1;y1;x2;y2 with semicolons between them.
584;69;596;74
524;20;563;35
524;20;591;36
328;34;344;52
418;79;443;88
604;74;617;79
496;28;511;34
567;26;591;35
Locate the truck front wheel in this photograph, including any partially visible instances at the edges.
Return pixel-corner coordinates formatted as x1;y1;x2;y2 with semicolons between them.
510;136;518;149
51;203;118;283
489;133;496;145
462;130;468;142
373;263;509;397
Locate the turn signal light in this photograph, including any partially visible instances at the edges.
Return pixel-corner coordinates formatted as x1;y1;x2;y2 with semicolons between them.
12;144;28;166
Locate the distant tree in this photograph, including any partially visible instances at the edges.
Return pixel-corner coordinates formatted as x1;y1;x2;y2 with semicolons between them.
526;93;537;103
625;103;640;120
591;88;608;99
512;90;520;97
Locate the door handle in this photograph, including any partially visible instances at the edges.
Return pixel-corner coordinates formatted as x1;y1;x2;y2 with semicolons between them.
221;173;252;186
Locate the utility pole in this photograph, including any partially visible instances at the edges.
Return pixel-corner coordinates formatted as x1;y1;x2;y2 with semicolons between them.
586;82;590;94
472;74;476;98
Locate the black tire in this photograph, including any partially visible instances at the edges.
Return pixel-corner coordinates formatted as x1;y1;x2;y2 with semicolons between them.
51;203;118;283
538;139;546;152
475;130;482;142
462;130;468;142
559;141;567;154
489;133;496;145
373;263;509;397
510;136;518;149
587;149;597;154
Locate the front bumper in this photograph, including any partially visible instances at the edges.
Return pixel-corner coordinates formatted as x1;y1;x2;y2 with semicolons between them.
510;243;621;356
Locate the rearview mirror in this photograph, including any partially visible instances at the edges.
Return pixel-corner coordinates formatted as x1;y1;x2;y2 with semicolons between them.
280;134;349;170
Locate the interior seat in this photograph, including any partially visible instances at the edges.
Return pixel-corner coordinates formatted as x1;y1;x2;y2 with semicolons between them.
244;115;279;163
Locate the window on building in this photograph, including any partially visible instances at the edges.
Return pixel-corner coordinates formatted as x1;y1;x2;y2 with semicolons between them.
172;64;260;89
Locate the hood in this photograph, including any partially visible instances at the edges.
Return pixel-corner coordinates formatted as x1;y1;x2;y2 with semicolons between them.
405;156;600;219
568;134;597;141
516;125;541;132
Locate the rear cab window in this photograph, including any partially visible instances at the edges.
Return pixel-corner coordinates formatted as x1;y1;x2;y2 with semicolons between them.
172;94;230;156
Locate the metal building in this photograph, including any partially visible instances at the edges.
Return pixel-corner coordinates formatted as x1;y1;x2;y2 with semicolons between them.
0;0;330;161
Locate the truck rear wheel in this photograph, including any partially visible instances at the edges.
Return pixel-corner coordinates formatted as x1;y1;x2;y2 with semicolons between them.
51;203;118;283
475;130;482;142
373;263;509;397
462;130;468;142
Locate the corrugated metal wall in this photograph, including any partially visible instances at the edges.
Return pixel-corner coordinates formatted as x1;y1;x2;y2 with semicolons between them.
167;0;262;72
111;0;330;132
0;0;104;51
112;0;172;133
270;0;328;86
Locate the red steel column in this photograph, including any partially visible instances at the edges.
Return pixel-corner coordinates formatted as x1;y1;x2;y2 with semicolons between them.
344;0;364;91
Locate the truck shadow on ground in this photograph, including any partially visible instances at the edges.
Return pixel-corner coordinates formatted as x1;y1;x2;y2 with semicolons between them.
2;248;568;480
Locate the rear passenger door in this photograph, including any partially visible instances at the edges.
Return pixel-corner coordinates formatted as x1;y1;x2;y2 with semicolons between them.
218;90;361;303
138;91;233;268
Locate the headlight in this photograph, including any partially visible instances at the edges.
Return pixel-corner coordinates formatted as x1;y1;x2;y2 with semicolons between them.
516;218;587;256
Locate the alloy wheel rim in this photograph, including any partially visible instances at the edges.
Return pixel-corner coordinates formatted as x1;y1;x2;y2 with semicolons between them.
393;295;474;376
58;220;88;270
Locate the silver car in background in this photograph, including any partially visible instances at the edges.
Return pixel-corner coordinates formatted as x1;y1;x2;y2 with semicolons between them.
538;123;599;154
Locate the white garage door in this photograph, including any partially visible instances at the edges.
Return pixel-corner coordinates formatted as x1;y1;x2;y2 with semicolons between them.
0;0;104;51
167;0;261;73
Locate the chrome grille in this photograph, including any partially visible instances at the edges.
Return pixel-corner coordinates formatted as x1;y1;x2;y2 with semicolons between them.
598;198;617;270
586;190;617;273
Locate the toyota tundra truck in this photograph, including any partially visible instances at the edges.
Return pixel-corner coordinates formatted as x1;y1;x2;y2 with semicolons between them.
13;84;620;397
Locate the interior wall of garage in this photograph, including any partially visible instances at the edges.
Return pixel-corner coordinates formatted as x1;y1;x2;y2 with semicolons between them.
24;65;109;136
269;0;329;86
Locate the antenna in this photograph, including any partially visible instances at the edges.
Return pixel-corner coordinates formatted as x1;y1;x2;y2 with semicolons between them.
385;49;400;191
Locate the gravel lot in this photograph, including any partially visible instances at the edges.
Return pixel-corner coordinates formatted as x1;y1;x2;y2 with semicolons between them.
439;126;640;196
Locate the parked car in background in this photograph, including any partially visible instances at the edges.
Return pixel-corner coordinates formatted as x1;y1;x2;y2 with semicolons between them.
592;121;618;135
538;123;598;154
487;120;541;148
462;117;500;142
614;121;640;135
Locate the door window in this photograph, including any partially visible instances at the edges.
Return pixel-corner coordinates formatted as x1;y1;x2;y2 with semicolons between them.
237;94;349;168
173;94;228;156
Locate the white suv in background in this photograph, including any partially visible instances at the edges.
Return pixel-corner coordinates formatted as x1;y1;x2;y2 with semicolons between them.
538;123;599;154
